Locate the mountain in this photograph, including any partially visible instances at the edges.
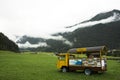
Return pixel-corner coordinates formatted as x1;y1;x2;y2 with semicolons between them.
66;9;120;28
16;35;72;52
16;9;120;52
60;9;120;49
61;20;120;49
0;32;19;52
16;35;46;44
83;9;120;23
16;36;47;48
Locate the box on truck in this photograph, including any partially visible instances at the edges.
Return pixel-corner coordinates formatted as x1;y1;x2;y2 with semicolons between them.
56;46;108;75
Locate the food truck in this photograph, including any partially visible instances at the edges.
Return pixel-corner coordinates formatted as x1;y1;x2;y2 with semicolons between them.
56;46;108;75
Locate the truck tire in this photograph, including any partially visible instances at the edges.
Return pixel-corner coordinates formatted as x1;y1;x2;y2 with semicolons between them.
84;69;92;75
62;67;67;72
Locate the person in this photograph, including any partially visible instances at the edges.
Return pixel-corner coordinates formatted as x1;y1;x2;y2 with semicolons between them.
87;53;94;58
89;54;94;58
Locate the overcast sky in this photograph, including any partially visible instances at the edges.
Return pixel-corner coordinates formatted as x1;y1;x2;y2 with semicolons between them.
0;0;120;40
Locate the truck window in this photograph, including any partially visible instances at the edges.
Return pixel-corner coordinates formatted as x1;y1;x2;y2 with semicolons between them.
58;55;65;60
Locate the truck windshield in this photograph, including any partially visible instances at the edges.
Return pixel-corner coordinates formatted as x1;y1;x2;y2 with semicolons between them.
58;55;65;60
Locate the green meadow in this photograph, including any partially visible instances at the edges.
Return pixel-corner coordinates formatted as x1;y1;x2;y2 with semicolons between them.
0;51;120;80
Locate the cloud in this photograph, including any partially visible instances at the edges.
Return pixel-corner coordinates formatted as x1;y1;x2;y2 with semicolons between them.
18;41;48;48
64;40;73;46
64;12;120;32
47;35;73;46
0;0;120;45
17;35;73;48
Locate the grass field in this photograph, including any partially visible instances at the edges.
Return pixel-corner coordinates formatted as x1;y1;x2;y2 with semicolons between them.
0;51;120;80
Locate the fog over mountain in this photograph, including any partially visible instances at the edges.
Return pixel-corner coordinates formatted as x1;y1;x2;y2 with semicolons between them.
15;9;120;52
16;35;73;49
66;9;120;29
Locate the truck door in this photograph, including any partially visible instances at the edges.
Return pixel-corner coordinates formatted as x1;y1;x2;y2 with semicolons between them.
57;55;66;69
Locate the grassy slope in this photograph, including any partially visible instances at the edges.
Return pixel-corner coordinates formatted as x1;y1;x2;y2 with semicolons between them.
0;51;120;80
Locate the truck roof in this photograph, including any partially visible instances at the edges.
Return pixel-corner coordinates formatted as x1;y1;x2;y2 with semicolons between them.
67;46;107;54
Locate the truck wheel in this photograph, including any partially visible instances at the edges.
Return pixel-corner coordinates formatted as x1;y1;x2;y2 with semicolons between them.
84;69;92;75
62;67;67;72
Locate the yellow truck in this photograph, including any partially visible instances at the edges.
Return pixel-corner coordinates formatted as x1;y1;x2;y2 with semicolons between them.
56;46;107;75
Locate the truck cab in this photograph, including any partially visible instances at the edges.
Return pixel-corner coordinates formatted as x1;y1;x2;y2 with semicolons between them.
56;46;107;75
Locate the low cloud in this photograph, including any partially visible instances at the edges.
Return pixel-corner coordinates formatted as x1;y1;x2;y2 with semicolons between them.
48;35;73;46
64;12;120;32
18;41;48;48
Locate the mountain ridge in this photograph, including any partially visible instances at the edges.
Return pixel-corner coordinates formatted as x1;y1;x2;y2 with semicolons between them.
83;9;120;22
66;9;120;28
0;32;19;52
